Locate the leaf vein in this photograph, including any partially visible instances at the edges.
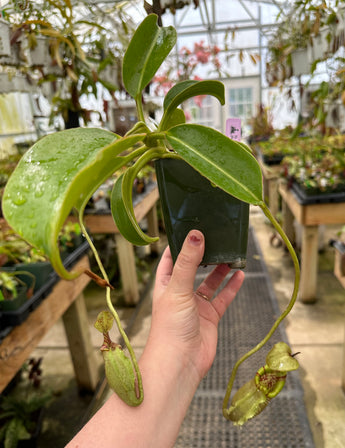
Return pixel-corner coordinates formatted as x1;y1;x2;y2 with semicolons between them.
168;135;258;203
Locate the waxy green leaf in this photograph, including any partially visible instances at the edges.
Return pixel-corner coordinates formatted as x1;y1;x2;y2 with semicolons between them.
164;108;186;129
164;80;225;111
111;173;158;246
163;80;199;110
166;124;263;205
160;80;225;130
2;128;146;279
123;14;176;98
236;141;253;154
111;148;164;246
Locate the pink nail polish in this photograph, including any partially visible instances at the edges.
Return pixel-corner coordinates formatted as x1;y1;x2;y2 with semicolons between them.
189;232;202;246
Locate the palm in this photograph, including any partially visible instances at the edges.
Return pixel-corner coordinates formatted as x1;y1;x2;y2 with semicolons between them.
153;251;244;380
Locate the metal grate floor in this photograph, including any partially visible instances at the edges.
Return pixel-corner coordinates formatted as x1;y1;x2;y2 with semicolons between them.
175;227;315;448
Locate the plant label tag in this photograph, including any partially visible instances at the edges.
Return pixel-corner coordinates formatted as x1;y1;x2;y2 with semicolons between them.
226;118;241;141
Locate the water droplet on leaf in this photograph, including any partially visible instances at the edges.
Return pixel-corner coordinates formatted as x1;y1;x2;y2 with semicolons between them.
13;192;27;206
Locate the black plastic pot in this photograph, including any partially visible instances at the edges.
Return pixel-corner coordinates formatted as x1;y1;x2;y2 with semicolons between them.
258;151;285;166
0;285;27;311
291;181;345;205
0;241;90;331
155;158;249;267
3;262;54;292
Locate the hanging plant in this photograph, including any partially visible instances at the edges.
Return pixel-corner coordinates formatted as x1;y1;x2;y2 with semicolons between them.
2;14;300;423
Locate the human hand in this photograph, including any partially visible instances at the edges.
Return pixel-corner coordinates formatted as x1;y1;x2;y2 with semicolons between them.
66;230;245;448
150;229;245;382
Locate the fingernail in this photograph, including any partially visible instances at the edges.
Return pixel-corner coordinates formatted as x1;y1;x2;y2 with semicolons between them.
188;232;202;246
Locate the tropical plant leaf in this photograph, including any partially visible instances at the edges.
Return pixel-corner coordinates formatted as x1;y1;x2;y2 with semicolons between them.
111;147;165;245
166;124;263;205
122;14;176;98
236;141;253;154
163;108;186;129
111;174;158;246
164;80;224;111
2;128;146;279
163;80;199;110
160;80;224;130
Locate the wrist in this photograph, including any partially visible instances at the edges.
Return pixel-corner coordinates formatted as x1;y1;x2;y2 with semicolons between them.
135;336;200;446
140;334;201;394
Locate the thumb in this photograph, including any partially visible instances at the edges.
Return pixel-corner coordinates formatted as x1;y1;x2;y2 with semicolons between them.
169;230;205;295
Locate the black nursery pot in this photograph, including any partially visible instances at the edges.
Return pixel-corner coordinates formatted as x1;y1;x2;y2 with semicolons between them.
155;159;249;267
4;261;54;292
0;285;27;311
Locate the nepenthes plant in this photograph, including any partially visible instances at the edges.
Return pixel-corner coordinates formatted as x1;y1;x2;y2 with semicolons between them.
2;14;300;421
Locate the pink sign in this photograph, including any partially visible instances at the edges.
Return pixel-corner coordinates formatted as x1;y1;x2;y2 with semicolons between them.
226;118;241;141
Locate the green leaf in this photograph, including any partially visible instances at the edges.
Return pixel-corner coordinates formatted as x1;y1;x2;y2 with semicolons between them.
111;173;158;246
164;80;225;111
2;128;146;279
111;148;163;245
123;14;176;98
5;418;30;448
166;124;263;205
163;80;199;110
164;108;186;129
160;80;225;130
236;141;253;154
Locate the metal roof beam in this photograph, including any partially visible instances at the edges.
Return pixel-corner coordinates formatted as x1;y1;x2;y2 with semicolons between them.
173;22;281;36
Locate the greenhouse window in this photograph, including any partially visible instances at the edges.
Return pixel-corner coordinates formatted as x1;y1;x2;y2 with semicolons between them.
187;95;215;127
229;87;253;121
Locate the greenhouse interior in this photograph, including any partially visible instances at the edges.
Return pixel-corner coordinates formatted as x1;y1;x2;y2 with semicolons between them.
0;0;345;446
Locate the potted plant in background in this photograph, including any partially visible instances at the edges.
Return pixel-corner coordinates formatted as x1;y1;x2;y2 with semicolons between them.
0;357;52;448
0;270;34;311
248;104;274;145
58;221;83;256
0;227;53;292
265;1;345;134
1;0;136;129
2;14;300;424
254;127;297;165
281;142;345;204
265;1;337;82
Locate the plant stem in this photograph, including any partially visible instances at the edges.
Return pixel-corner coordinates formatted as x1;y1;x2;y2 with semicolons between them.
78;210;144;401
223;202;300;418
136;95;145;122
